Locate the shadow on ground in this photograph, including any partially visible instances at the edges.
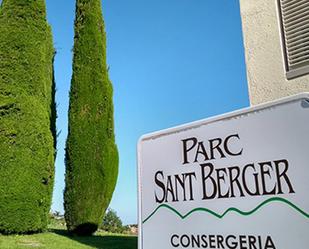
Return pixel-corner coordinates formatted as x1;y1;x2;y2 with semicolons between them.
51;229;137;249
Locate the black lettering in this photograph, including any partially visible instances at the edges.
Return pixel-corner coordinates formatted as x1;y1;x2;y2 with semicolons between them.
239;235;247;249
243;164;260;196
216;168;230;198
175;174;186;202
182;137;198;164
224;134;243;156
248;235;257;249
201;235;208;248
192;235;200;248
226;235;238;249
155;171;165;203
165;175;177;202
209;138;226;160
264;236;276;249
274;159;295;194
181;235;190;247
259;162;276;195
229;167;245;198
258;236;262;249
209;235;216;248
186;172;196;201
194;141;210;163
171;234;179;247
217;235;224;248
200;163;217;200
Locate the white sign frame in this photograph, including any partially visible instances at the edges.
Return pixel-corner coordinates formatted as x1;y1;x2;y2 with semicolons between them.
137;93;309;249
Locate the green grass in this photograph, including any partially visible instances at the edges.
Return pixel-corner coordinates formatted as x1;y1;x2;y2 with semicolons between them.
0;226;137;249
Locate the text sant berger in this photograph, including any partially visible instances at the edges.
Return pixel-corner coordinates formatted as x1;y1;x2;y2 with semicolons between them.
153;133;295;249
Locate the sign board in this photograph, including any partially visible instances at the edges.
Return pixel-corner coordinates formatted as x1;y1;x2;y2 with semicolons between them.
137;93;309;249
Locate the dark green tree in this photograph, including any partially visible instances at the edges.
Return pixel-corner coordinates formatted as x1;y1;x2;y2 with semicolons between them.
64;0;118;236
100;208;124;234
0;0;56;234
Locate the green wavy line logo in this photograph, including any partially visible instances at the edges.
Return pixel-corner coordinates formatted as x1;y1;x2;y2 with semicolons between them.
143;197;309;224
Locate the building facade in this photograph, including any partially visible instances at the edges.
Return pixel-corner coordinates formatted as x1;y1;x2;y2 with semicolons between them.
239;0;309;105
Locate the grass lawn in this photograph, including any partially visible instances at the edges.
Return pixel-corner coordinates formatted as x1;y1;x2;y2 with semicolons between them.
0;225;137;249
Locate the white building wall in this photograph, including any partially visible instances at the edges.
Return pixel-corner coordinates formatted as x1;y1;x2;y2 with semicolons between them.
239;0;309;105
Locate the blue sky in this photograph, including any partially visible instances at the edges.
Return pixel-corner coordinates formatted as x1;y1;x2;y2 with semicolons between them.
44;0;249;225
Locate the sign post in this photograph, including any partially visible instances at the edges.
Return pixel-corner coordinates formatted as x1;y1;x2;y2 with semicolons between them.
138;93;309;249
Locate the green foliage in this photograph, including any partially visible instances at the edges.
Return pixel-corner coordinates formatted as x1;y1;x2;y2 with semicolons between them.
0;0;55;234
0;227;137;249
100;209;124;234
48;212;66;231
64;0;119;236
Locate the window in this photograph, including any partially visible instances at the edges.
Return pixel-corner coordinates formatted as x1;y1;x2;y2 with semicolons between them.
278;0;309;79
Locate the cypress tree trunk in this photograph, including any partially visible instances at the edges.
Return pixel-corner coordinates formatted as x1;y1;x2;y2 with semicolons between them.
0;0;55;234
64;0;119;236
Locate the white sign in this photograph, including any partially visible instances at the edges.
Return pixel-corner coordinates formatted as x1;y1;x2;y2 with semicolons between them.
137;93;309;249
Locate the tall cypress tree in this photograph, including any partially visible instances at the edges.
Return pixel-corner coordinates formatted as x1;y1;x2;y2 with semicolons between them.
64;0;118;235
0;0;55;234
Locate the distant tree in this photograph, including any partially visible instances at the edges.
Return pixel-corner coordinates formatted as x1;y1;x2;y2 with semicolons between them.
54;211;61;217
101;209;124;234
64;0;118;236
0;0;55;234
